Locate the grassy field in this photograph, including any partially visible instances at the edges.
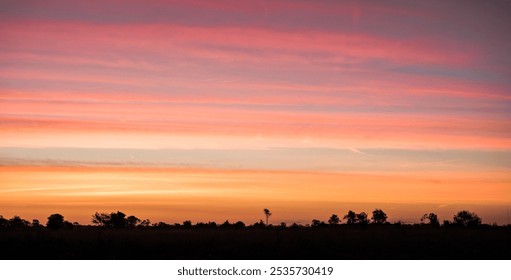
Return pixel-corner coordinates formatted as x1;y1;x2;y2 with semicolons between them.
1;225;510;260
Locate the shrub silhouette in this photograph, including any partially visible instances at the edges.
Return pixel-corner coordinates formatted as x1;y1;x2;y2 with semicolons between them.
453;210;481;227
46;214;65;230
371;209;388;224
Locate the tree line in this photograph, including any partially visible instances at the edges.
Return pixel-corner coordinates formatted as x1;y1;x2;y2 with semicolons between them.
0;208;488;230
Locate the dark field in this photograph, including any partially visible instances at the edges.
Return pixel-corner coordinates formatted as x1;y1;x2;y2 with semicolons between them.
1;226;510;260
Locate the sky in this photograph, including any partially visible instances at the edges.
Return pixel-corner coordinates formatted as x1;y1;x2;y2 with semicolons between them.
1;0;511;225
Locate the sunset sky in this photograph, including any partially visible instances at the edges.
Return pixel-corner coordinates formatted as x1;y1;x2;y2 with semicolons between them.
1;0;510;225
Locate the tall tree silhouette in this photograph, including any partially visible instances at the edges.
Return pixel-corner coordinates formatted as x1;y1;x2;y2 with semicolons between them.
110;211;127;228
371;209;388;224
46;214;65;230
328;214;340;225
356;212;369;225
343;210;357;224
264;208;272;226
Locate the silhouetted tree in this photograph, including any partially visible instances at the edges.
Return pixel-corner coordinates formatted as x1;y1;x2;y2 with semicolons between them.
110;211;127;228
328;214;340;225
356;212;369;225
91;211;135;228
251;219;266;229
8;216;30;229
220;220;232;228
264;209;272;225
62;221;74;230
31;219;41;228
343;210;357;224
183;220;192;228
234;221;245;229
421;213;440;227
139;219;151;227
46;214;65;230
290;222;300;229
280;222;287;228
371;209;388;224
311;219;321;227
126;215;141;227
155;222;171;229
0;215;8;229
453;210;481;227
92;212;111;227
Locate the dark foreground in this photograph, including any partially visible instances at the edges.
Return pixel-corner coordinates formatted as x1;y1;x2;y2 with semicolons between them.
1;226;510;259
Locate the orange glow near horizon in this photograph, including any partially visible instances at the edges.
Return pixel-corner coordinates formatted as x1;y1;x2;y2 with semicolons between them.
1;166;510;225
